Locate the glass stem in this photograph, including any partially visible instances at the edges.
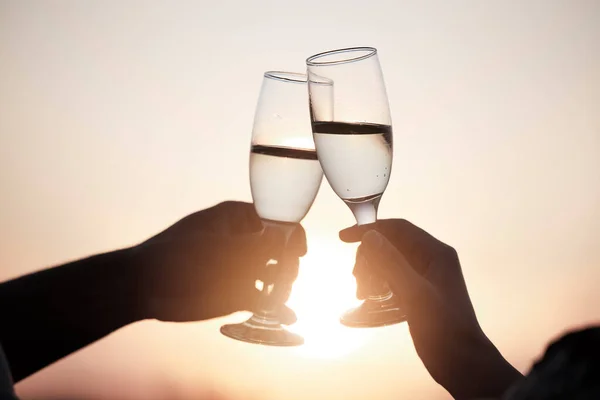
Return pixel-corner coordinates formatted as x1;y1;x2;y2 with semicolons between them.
346;196;392;301
251;220;296;322
347;198;379;226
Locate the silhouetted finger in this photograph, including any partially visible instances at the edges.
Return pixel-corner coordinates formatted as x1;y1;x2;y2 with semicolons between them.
257;256;299;286
287;223;308;257
278;304;298;325
353;247;393;299
339;222;378;243
346;219;451;276
355;285;367;300
280;256;300;283
361;230;428;305
378;220;446;276
233;229;286;283
353;250;371;300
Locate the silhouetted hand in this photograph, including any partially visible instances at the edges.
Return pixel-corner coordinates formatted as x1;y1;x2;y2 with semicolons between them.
340;220;522;399
0;200;306;383
130;201;306;323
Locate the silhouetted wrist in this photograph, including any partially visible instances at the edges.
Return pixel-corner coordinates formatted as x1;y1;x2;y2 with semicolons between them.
449;334;523;400
121;245;157;323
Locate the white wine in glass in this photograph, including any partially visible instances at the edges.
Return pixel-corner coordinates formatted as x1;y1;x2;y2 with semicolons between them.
312;121;393;224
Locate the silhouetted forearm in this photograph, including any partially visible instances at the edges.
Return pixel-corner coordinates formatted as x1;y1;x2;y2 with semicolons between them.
449;336;523;400
0;248;140;382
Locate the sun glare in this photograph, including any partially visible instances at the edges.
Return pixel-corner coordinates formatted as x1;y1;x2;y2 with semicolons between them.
285;238;374;359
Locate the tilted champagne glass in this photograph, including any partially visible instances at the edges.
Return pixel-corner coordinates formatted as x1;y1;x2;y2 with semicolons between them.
220;71;324;346
306;47;407;328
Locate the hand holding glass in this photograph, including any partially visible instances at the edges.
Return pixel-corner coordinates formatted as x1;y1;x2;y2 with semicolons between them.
306;47;407;328
220;72;323;346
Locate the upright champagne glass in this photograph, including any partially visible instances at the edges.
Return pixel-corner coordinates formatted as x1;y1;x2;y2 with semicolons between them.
220;71;324;346
306;47;406;328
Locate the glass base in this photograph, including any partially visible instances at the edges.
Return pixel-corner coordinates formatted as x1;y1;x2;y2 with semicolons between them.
220;314;304;346
340;294;407;328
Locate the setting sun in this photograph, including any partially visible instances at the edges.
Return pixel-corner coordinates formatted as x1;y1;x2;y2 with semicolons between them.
285;236;375;359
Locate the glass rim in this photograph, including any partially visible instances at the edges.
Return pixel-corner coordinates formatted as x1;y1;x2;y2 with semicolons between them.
264;71;307;84
306;47;378;66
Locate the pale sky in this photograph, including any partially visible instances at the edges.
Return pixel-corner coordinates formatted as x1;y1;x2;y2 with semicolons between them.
1;1;599;399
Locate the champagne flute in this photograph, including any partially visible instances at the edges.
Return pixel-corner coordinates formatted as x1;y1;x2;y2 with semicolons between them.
306;47;407;328
220;71;324;346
